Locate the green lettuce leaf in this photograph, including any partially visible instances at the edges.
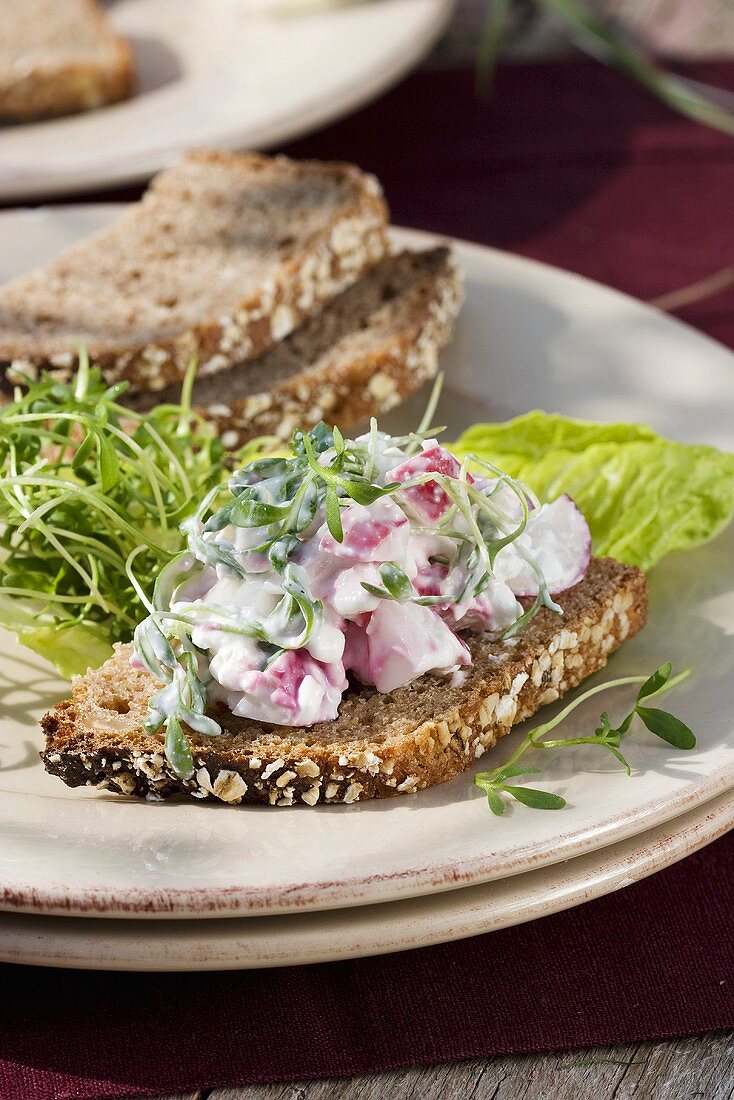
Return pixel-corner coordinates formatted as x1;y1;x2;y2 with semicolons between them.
0;594;113;676
452;412;734;571
15;625;114;680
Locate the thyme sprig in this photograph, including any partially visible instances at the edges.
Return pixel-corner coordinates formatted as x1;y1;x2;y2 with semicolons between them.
475;661;694;815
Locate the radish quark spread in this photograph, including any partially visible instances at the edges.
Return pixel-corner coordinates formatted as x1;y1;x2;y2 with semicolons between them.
133;423;591;744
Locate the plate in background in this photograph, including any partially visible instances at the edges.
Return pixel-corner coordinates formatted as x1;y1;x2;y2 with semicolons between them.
0;0;453;202
0;208;733;920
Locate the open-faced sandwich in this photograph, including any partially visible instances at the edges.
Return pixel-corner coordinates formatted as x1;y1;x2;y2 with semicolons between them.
40;416;647;805
5;367;732;810
2;152;732;812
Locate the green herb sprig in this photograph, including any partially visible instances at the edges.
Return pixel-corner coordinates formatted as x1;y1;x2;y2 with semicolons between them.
475;661;694;814
478;0;734;138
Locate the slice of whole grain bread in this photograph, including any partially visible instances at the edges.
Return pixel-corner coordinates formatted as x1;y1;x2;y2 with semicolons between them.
0;151;388;392
0;0;133;121
41;558;648;807
129;247;462;446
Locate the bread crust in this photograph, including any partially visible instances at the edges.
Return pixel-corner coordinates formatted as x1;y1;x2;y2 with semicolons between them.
41;558;648;806
201;247;462;446
128;247;463;447
0;0;134;121
0;152;388;393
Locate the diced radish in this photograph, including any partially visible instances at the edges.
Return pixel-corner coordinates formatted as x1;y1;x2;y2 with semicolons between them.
495;495;591;597
328;563;385;617
342;616;372;687
227;650;347;726
345;601;470;694
413;559;449;598
388;441;474;522
449;578;523;632
319;498;410;562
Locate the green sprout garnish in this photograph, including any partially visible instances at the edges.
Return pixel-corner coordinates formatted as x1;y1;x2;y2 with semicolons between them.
0;354;267;677
475;661;695;815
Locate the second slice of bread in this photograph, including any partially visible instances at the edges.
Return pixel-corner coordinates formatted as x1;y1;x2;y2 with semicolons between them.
129;247;463;445
0;0;134;121
0;151;388;392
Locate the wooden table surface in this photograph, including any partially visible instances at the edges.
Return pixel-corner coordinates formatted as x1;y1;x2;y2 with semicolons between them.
149;1033;733;1099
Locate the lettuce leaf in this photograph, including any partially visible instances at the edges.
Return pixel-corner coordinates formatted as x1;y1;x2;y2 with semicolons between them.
15;624;114;680
452;412;734;571
0;591;113;677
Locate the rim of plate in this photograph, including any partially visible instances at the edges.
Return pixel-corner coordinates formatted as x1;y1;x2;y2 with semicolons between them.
3;763;732;918
1;790;731;970
0;0;454;202
0;212;732;919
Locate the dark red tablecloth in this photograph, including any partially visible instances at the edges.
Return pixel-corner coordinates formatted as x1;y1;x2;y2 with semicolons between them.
1;59;733;1100
0;836;732;1100
282;61;734;347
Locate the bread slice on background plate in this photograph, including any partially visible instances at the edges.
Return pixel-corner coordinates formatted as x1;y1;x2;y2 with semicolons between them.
129;247;463;446
41;559;648;807
0;0;134;122
0;151;388;392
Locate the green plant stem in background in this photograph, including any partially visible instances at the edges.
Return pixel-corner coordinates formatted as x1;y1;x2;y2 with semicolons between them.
475;661;694;814
477;0;513;96
479;0;734;137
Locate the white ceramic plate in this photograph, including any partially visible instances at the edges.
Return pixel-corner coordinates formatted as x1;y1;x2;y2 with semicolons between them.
0;0;452;202
0;209;733;920
1;788;731;970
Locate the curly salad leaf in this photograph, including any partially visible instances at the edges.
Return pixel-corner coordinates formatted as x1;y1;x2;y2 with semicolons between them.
452;412;734;571
0;357;270;678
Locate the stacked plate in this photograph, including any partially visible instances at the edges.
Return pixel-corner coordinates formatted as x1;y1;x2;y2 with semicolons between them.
1;211;732;971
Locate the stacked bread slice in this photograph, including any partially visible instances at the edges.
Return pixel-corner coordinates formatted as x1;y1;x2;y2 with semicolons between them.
130;247;462;447
0;150;462;440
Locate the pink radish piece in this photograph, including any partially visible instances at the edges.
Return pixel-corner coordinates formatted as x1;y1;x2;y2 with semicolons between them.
319;498;410;562
388;441;474;522
344;601;470;694
495;495;591;597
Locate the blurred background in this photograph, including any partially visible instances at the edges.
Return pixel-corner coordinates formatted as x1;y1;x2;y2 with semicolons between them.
442;0;734;62
3;0;733;364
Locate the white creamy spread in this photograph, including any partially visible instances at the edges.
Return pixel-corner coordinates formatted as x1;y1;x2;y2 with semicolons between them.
135;429;591;731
